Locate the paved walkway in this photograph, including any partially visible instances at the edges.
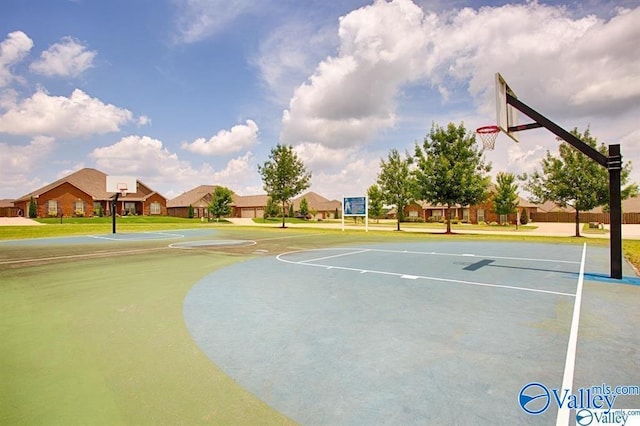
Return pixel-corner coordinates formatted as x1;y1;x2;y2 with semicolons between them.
227;218;640;240
0;217;43;226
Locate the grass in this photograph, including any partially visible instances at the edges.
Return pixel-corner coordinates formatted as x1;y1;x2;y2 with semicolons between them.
0;247;294;425
1;221;638;424
0;217;224;240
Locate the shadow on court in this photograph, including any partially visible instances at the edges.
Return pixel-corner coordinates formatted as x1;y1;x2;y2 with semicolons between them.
184;241;640;425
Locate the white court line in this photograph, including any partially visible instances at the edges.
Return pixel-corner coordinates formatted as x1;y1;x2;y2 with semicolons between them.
299;249;370;264
276;249;576;297
556;243;587;426
0;247;169;265
362;247;580;264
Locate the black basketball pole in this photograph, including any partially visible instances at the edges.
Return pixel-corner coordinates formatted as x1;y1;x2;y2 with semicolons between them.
506;93;623;279
112;193;119;234
608;145;623;279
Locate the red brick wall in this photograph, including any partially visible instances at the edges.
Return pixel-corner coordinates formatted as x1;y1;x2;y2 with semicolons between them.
142;193;167;216
34;183;94;217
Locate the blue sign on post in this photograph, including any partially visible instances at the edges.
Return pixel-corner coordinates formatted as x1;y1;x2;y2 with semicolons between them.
343;196;366;216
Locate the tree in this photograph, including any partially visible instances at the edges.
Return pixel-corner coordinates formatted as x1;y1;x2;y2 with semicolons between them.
377;149;415;231
259;144;311;228
522;128;637;237
493;172;519;226
520;208;529;225
299;198;309;219
188;204;194;219
367;184;384;223
414;122;491;234
264;197;281;218
28;196;37;218
209;186;234;221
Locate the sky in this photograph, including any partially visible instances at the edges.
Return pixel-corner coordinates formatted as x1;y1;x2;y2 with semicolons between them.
1;0;639;201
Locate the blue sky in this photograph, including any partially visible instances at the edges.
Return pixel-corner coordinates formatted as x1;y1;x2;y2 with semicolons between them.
1;0;639;201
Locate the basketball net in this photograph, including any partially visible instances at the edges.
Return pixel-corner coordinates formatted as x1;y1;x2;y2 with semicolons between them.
476;125;500;150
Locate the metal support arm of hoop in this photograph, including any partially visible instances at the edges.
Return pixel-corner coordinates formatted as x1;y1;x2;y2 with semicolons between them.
504;92;623;279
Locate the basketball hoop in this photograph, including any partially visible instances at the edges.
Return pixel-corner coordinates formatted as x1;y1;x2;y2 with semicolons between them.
476;125;500;150
117;183;128;197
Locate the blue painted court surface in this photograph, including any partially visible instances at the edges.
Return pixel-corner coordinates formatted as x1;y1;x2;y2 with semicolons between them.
184;241;640;425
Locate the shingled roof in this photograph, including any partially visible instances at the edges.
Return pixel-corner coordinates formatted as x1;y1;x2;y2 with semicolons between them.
14;168;164;202
167;185;218;208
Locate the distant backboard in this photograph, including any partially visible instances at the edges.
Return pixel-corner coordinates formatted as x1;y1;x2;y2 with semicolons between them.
495;73;519;143
106;176;137;195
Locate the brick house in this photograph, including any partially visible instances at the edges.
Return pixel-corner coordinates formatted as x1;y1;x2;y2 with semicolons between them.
167;187;341;220
291;192;342;220
13;168;167;218
167;185;217;218
400;194;538;224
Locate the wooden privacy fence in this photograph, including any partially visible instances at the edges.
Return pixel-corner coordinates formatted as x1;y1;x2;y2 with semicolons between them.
531;212;640;224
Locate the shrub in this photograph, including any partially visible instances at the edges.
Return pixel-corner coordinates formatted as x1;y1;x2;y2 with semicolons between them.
520;209;529;225
28;196;37;218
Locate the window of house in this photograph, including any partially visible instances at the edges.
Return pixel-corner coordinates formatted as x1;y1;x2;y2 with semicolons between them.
150;202;161;215
462;208;469;222
477;209;485;223
124;202;136;215
75;200;84;216
409;210;418;218
500;214;508;224
432;210;442;219
47;200;58;216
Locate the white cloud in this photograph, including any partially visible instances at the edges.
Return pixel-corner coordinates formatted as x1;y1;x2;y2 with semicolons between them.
281;0;429;149
0;31;33;88
211;151;256;188
294;143;358;173
0;88;134;137
137;115;151;126
90;135;261;197
253;22;337;103
172;0;255;43
0;136;54;198
309;156;381;201
29;36;96;77
181;119;258;155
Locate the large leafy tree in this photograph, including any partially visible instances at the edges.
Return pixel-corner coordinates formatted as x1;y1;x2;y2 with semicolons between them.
377;149;415;231
259;144;311;228
367;184;384;223
414;122;491;233
209;186;234;221
522;127;637;237
493;172;519;226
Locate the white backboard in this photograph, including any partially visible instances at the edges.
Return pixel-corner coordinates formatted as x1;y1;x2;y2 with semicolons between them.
106;176;137;195
495;73;519;143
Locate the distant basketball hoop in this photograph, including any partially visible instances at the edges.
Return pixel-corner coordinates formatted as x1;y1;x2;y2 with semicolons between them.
117;183;128;197
476;125;500;150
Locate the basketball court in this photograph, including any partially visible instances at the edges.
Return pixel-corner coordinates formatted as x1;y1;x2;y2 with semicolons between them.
184;239;640;425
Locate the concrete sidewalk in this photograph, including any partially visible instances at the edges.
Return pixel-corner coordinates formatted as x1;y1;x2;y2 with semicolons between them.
226;218;640;239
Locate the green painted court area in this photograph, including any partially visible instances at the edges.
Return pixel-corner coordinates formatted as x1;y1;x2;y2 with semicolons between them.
1;226;639;425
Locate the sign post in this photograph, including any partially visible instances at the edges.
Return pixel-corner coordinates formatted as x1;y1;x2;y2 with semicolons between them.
342;196;368;232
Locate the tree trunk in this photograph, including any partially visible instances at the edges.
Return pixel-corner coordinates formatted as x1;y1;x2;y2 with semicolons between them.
396;217;400;231
445;205;452;234
574;209;581;237
281;201;286;228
